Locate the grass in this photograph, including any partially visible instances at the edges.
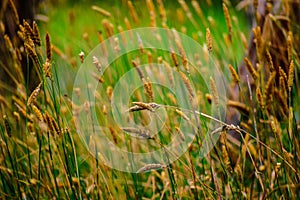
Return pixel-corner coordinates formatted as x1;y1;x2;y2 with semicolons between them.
0;0;299;199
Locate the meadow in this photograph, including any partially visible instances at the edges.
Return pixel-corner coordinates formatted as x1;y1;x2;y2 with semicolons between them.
0;0;299;199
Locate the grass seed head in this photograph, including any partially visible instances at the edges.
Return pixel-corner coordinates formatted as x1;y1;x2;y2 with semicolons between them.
122;127;153;139
175;109;190;121
210;76;219;107
206;28;213;53
223;3;232;41
266;50;274;72
227;100;250;115
228;64;240;84
91;5;111;17
264;71;276;103
45;33;52;61
32;21;41;46
3;115;12;137
256;87;264;109
244;57;259;80
27;82;42;106
137;163;166;173
31;104;43;122
143;77;154;102
287;60;294;92
128;1;139;24
287;31;293;62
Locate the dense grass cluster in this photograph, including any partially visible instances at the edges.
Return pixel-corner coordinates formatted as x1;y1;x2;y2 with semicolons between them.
0;0;299;199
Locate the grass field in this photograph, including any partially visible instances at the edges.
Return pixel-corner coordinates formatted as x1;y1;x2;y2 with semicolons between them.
0;0;299;199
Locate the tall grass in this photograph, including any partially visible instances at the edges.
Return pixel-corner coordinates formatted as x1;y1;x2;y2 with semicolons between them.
0;0;299;199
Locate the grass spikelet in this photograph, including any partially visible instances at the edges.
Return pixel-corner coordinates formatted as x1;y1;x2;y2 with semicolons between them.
128;1;139;24
178;0;196;27
4;35;13;51
102;105;107;115
132;60;144;79
222;3;232;41
206;93;212;104
240;121;252;132
206;0;212;6
128;105;145;112
287;31;293;62
114;37;120;52
131;102;159;112
97;31;104;43
137;34;144;54
13;112;20;124
157;0;167;23
32;21;41;46
210;77;219;107
206;28;213;53
266;50;274;72
3;115;12;137
8;0;19;25
252;26;262;59
170;49;179;70
27;82;42;106
43;60;52;78
23;20;34;41
287;60;294;92
175;126;185;141
228;64;240;84
124;17;132;31
45;33;52;61
175;39;189;73
0;21;4;33
191;1;206;26
143;77;154;102
279;66;287;83
27;122;34;133
146;0;156;27
109;126;118;144
51;44;66;60
14;102;33;122
146;0;155;15
137;163;166;173
102;19;114;38
147;51;153;65
270;115;282;137
24;43;39;65
240;32;248;50
106;86;113;101
79;51;85;63
13;95;26;110
93;56;102;72
91;5;111;17
179;71;195;101
244;57;259;80
264;71;276;102
31;104;43;122
44;112;60;136
227;100;250;115
175;109;190;121
167;93;177;105
279;77;287;99
256;87;264;109
221;145;232;172
122;127;153;139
